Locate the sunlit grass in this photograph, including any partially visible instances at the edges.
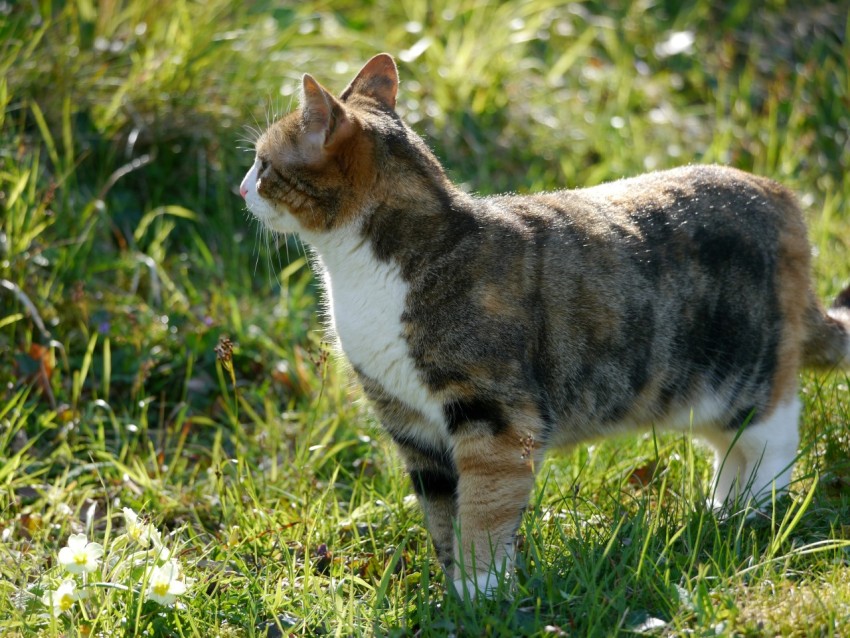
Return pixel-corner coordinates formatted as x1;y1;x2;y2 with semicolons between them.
2;0;849;635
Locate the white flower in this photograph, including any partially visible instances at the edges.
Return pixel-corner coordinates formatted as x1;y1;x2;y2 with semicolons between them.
57;533;103;574
145;560;188;606
122;508;162;549
41;579;80;616
153;543;172;563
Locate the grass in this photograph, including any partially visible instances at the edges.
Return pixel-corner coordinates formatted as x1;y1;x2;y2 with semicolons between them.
2;0;850;635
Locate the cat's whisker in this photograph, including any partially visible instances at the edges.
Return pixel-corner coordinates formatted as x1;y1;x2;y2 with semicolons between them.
242;125;261;137
273;233;284;283
265;91;274;130
264;227;275;289
263;230;272;287
252;108;265;137
242;123;263;144
251;219;264;279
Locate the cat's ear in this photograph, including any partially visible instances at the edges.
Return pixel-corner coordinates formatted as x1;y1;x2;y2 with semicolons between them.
340;53;398;110
301;74;353;150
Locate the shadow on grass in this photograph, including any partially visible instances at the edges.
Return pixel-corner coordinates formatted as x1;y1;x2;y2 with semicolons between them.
376;471;850;637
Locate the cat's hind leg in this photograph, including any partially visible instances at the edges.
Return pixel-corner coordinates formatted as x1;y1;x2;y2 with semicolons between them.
707;439;748;510
702;395;801;510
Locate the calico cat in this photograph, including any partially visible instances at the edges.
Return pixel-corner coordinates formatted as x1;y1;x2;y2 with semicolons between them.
240;53;850;598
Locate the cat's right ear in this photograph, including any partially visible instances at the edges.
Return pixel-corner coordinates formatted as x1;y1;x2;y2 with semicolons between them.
340;53;398;110
301;74;353;152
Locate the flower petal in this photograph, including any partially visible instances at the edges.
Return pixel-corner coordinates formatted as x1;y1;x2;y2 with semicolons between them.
87;542;104;559
57;546;74;566
67;533;88;550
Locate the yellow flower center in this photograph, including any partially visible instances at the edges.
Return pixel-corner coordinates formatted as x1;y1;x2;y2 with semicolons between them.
59;593;75;612
74;552;88;565
152;582;170;597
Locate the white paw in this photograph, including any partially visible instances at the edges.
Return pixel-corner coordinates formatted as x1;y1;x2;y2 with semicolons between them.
709;491;780;521
451;571;504;600
708;497;738;521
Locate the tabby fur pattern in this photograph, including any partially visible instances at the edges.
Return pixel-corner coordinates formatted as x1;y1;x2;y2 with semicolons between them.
240;54;850;598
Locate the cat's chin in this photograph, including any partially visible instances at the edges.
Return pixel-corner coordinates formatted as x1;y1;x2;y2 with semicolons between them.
247;198;300;235
261;212;300;235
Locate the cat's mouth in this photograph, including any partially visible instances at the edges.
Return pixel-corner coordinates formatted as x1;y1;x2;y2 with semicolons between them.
240;161;298;234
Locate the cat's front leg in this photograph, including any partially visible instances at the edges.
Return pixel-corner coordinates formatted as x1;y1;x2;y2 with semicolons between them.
357;368;459;572
396;441;458;572
449;409;544;599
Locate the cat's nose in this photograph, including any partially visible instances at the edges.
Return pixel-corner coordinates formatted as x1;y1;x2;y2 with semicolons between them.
239;183;248;198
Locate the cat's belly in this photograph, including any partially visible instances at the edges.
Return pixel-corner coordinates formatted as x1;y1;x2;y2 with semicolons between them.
321;250;447;435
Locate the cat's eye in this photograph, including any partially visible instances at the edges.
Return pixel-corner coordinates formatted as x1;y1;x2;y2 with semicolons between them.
258;158;269;173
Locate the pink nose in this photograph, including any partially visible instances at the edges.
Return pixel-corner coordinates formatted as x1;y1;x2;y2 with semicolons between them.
239;184;247;198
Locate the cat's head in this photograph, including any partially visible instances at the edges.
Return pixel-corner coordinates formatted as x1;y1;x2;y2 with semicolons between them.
240;54;408;235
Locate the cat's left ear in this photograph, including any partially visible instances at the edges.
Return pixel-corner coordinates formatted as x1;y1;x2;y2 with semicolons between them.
340;53;398;110
301;73;353;151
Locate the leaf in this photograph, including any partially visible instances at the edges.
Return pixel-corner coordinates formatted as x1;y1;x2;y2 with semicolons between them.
134;205;197;243
1;279;50;338
627;461;658;487
28;343;53;382
14;344;55;405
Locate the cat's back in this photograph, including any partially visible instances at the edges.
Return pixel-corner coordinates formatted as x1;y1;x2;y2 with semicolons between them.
487;164;805;245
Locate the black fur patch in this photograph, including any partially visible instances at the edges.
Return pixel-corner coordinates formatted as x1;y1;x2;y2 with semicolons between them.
833;284;850;309
444;398;509;435
625;302;655;396
694;229;770;282
419;366;470;393
388;429;451;466
727;406;757;430
409;469;458;497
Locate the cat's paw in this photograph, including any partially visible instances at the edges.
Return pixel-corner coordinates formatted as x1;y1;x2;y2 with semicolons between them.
708;497;734;519
708;492;786;522
451;571;507;601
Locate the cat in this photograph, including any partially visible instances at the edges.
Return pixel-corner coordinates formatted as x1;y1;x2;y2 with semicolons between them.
239;53;850;599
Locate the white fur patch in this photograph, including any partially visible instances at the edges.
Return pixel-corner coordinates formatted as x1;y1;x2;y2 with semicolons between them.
659;392;727;432
243;157;447;445
304;228;448;445
243;158;448;446
731;396;801;498
241;158;301;235
698;396;801;509
452;571;504;601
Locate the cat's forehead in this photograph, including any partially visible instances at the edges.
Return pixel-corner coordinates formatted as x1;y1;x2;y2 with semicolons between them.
256;112;302;153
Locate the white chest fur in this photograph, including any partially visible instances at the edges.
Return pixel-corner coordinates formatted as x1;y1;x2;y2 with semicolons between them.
305;228;447;432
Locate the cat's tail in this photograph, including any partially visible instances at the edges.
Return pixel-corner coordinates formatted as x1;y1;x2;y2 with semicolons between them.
802;284;850;369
